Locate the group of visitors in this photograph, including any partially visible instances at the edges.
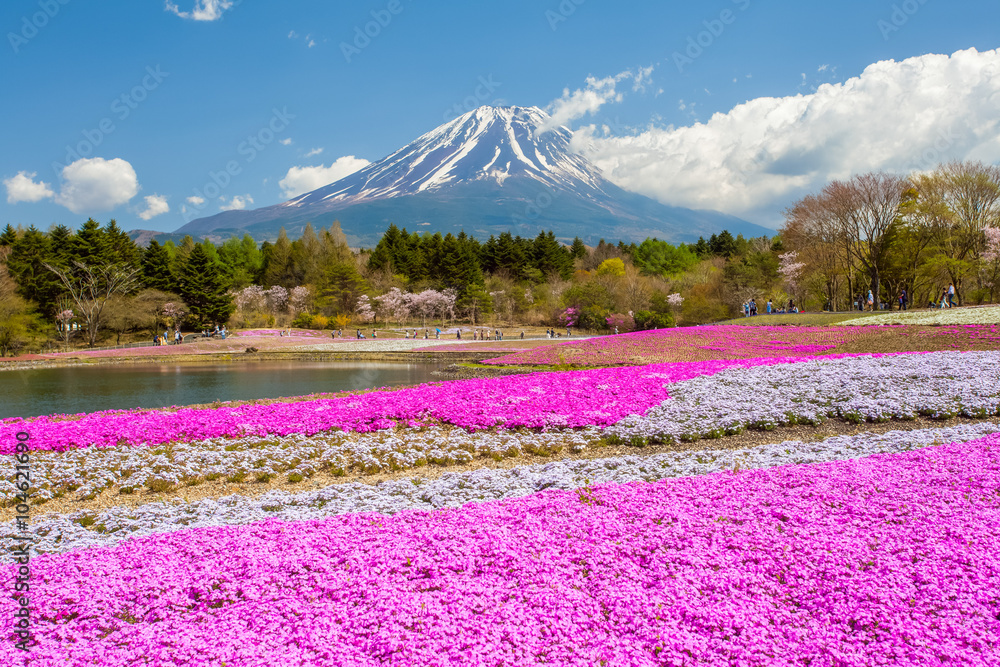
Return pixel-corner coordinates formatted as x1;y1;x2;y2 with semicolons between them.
153;329;183;346
742;298;800;316
933;283;957;309
545;328;571;338
202;326;227;339
470;329;504;341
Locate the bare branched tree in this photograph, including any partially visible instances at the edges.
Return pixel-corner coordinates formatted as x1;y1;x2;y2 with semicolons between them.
44;261;141;346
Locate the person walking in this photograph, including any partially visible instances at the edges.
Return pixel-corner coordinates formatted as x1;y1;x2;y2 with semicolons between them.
947;283;957;308
866;290;874;312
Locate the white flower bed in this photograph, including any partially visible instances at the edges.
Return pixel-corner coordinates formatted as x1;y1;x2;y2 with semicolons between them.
7;351;1000;504
0;428;599;504
837;305;1000;326
606;351;1000;445
6;422;996;559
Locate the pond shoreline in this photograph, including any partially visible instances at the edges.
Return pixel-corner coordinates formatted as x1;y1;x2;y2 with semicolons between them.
0;349;498;372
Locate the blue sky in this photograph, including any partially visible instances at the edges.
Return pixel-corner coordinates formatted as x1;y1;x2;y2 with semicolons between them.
2;0;999;233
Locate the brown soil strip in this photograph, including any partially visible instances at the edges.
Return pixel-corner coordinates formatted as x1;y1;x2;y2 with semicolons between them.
13;415;996;521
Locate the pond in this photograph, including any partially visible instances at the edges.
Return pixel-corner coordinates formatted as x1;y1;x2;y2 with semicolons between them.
0;361;446;419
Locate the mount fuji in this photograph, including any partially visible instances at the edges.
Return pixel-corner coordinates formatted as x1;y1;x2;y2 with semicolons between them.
173;106;770;245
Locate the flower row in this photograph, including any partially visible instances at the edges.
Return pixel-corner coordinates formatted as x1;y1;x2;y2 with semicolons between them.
0;428;599;505
7;422;997;560
838;305;1000;326
483;323;1000;367
0;356;828;453
607;351;1000;445
4;433;998;665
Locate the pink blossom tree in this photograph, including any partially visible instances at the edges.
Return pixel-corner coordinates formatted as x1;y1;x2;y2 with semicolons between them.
355;295;375;323
289;286;310;317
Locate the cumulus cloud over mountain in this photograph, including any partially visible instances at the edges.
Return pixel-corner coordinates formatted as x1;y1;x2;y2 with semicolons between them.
572;48;1000;223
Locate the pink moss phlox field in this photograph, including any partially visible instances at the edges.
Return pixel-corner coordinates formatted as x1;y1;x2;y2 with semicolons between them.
482;324;1000;366
0;355;875;453
5;435;998;666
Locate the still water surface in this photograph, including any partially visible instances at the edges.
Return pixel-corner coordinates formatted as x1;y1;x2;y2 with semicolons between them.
0;361;444;419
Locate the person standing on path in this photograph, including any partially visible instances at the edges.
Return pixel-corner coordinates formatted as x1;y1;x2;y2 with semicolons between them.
947;283;957;308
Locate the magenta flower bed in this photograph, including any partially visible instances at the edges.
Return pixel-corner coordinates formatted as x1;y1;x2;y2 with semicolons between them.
483;325;875;366
0;355;879;453
5;435;998;666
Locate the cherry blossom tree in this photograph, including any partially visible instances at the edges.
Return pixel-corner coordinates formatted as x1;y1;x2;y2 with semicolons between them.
289;286;310;316
355;295;375;323
266;285;288;315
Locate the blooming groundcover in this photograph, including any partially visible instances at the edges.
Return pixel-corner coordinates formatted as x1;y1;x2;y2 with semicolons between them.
483;324;1000;367
0;355;871;454
3;433;999;666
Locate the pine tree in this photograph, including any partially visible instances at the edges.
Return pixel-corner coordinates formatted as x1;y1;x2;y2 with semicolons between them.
532;231;573;280
7;226;62;315
263;229;293;286
367;224;402;273
570;236;587;259
71;219;109;265
104;219;140;266
141;240;175;292
0;224;18;246
177;245;235;326
47;224;73;262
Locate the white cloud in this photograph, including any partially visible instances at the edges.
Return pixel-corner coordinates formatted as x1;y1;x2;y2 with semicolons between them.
537;70;635;134
288;30;298;39
818;64;829;72
279;156;370;198
4;171;54;203
220;194;254;211
54;158;139;214
304;147;324;157
136;194;170;221
165;0;235;21
307;39;316;48
186;195;205;205
632;65;655;93
572;48;1000;225
279;138;293;146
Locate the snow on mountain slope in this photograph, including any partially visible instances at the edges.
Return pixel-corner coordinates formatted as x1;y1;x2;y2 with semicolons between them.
171;105;772;245
281;106;609;208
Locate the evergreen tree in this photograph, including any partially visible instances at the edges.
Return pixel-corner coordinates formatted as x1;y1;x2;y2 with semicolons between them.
692;237;710;257
0;224;19;246
7;226;63;315
708;230;738;257
367;224;402;273
104;219;140;266
71;219;109;265
47;224;74;261
173;236;196;273
570;236;587;259
177;244;234;326
263;229;293;286
141;240;175;292
320;262;368;314
532;231;573;280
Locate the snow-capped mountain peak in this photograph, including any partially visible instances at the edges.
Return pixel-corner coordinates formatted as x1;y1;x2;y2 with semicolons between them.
283;105;608;208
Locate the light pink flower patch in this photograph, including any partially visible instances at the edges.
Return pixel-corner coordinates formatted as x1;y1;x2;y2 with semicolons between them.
4;434;998;666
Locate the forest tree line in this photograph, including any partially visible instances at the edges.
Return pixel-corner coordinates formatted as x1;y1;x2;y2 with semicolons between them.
1;159;997;354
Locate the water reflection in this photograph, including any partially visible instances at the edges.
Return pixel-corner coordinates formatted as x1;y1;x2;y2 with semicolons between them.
0;361;444;419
